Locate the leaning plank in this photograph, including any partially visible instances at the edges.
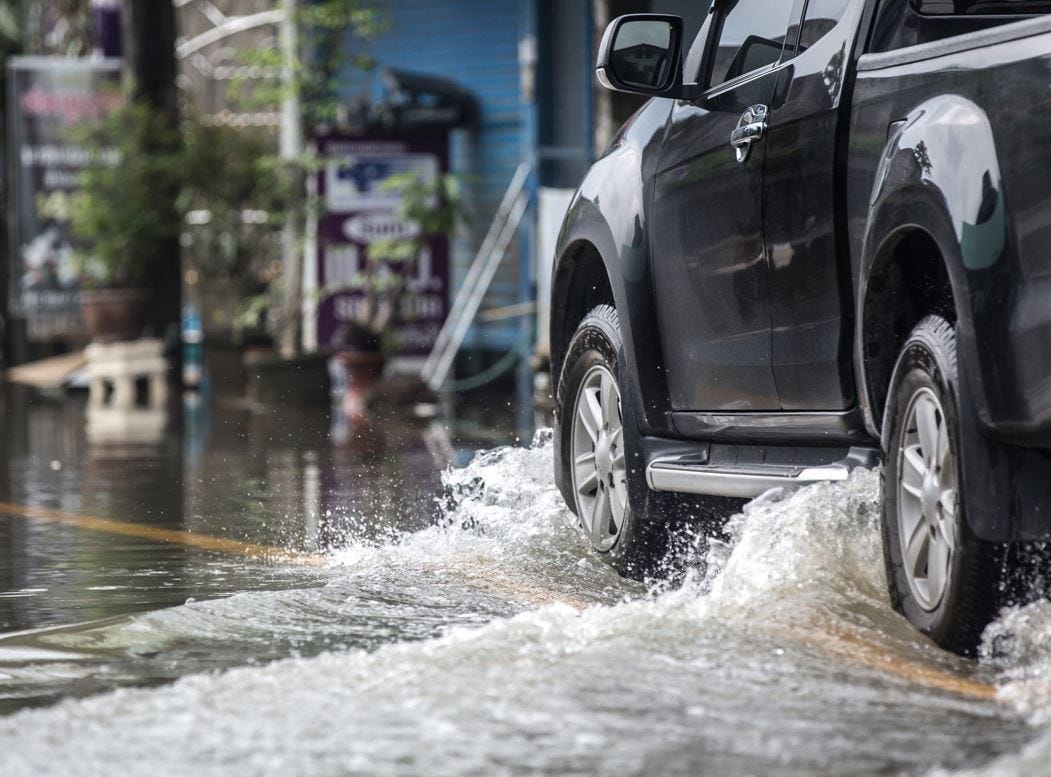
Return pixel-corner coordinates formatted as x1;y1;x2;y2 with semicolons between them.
5;351;87;389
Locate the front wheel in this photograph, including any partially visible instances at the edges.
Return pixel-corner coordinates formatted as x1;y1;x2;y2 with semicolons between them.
881;315;1007;655
570;360;628;552
556;305;665;578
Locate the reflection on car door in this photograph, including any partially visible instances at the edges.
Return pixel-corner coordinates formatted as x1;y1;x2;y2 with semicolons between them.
763;0;862;410
650;0;798;412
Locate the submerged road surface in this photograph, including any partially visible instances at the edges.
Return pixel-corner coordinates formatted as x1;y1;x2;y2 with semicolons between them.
0;399;1049;775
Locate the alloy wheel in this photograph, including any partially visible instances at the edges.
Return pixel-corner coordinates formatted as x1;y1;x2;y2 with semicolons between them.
570;364;628;552
896;387;959;611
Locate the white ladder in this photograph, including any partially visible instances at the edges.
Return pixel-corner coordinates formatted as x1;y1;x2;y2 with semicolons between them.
421;162;531;391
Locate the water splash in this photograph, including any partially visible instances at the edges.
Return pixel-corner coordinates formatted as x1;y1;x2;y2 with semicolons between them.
927;601;1051;776
0;434;1028;776
698;472;885;609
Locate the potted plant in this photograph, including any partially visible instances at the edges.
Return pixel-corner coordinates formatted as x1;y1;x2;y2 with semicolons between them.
331;171;465;416
71;100;184;342
181;121;293;321
230;0;387;360
180;121;294;387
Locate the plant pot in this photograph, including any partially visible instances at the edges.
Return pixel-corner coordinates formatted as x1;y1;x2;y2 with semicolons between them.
334;350;386;418
81;288;148;343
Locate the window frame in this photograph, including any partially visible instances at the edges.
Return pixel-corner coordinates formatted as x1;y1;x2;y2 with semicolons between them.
911;0;1051;15
700;0;807;96
866;0;1045;53
794;0;856;53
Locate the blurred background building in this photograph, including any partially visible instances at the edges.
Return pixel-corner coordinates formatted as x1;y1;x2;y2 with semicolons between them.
1;0;710;411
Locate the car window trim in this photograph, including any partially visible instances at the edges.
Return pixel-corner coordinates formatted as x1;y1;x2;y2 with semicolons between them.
911;0;1051;17
702;60;784;100
703;0;808;91
858;11;1051;68
795;0;858;54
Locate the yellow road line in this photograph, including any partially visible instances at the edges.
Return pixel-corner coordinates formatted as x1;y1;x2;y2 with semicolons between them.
0;499;1002;701
0;501;324;565
791;624;998;702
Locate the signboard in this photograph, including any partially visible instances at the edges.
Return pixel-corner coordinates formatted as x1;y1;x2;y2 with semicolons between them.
315;134;449;357
7;57;123;341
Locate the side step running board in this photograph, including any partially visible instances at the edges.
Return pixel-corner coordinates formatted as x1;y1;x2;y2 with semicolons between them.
646;448;880;499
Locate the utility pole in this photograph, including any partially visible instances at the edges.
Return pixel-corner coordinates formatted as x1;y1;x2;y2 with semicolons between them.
279;0;303;358
120;0;182;368
121;1;177;114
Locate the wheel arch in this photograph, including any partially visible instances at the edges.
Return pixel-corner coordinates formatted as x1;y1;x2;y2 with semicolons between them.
859;222;961;439
549;239;616;392
855;95;1003;438
857;199;1017;544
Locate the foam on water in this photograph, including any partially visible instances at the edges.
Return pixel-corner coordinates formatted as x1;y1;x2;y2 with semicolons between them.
0;434;628;704
699;473;885;611
930;600;1051;777
0;434;1030;776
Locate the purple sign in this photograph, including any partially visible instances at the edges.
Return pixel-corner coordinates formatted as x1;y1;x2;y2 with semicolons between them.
315;134;449;357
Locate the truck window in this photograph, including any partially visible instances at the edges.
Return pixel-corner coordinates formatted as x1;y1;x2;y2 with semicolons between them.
871;0;1046;52
798;0;852;51
916;0;1051;12
708;0;796;88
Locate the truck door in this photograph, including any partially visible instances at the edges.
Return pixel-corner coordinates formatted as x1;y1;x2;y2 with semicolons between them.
651;0;799;411
762;0;866;410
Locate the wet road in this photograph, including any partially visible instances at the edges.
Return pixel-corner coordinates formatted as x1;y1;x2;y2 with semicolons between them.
0;389;1049;775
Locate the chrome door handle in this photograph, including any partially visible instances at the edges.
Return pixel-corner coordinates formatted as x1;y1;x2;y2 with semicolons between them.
730;122;765;146
730;104;768;163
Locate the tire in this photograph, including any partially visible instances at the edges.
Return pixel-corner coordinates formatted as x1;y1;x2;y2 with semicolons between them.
555;305;666;578
881;315;1007;655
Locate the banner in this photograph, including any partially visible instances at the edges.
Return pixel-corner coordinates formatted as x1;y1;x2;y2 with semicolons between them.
7;57;123;341
315;134;449;358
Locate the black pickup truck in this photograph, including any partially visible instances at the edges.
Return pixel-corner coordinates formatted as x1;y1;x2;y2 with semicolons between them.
550;0;1051;654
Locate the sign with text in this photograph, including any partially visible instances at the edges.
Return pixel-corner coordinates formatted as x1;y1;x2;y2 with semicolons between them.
315;134;449;357
7;57;123;341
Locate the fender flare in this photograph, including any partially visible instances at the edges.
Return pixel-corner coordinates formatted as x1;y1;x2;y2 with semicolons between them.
857;96;1016;541
856;95;1005;438
550;118;673;437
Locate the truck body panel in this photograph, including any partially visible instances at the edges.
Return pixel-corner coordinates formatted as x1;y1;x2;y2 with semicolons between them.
552;2;1051;543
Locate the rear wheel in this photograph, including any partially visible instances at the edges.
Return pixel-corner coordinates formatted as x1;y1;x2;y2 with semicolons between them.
556;305;665;577
882;315;1007;655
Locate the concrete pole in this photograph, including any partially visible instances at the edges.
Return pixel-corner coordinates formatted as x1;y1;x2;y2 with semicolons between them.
121;0;181;372
279;0;303;358
592;0;614;155
518;0;538;437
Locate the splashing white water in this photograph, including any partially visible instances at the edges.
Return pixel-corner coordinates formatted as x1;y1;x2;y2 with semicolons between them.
932;600;1051;777
980;601;1051;726
0;434;1026;776
699;473;885;614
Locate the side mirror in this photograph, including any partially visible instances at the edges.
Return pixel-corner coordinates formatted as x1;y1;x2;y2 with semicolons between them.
596;15;686;98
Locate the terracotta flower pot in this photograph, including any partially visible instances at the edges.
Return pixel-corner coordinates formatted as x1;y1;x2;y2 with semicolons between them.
334;350;386;418
81;288;148;343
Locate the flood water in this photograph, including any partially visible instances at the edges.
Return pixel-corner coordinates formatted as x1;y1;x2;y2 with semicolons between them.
1;385;1050;776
